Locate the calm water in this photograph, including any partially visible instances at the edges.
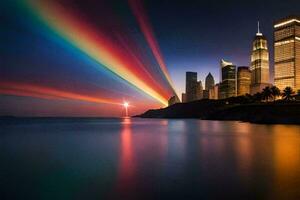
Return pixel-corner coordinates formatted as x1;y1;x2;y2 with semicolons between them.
1;118;300;200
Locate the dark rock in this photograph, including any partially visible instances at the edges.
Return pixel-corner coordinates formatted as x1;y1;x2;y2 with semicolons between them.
136;100;300;124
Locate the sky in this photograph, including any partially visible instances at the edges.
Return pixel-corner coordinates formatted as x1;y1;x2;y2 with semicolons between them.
1;0;299;117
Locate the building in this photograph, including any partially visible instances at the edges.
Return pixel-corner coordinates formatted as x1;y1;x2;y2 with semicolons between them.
237;66;251;96
203;90;209;99
250;22;271;94
196;81;203;100
205;72;215;90
181;93;186;103
220;59;236;99
185;72;198;102
274;16;300;91
209;84;219;99
204;72;215;99
168;95;180;106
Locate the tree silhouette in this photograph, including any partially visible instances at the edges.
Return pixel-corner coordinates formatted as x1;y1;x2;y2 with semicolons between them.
253;92;262;102
262;86;272;102
282;87;295;101
270;86;281;101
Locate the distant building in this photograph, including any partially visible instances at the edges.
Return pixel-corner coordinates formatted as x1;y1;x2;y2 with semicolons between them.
209;84;219;99
203;90;209;99
205;72;215;90
274;16;300;91
185;72;198;102
204;72;214;99
196;81;203;100
168;95;180;106
220;59;236;99
250;22;271;94
182;93;186;103
237;66;251;96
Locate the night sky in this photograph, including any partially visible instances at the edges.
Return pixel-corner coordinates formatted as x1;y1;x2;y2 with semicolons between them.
1;0;299;117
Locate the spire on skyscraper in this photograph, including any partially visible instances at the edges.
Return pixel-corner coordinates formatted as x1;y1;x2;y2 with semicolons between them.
256;21;262;36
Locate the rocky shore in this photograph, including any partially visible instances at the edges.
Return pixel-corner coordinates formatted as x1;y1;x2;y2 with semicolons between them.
136;99;300;124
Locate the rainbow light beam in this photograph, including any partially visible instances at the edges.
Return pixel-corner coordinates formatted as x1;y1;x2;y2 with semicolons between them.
0;81;120;105
24;0;171;106
128;0;178;97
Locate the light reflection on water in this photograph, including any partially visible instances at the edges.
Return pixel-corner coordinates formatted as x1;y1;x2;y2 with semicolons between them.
1;118;300;199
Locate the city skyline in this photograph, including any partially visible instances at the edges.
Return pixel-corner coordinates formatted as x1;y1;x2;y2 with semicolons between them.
1;0;300;116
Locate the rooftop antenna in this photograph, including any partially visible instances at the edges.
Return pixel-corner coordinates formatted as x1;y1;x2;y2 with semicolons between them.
257;21;262;36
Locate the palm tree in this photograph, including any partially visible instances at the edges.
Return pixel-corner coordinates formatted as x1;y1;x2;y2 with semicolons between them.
270;86;281;101
282;87;295;101
262;86;272;102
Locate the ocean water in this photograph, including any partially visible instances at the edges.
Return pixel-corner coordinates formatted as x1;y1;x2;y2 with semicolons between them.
1;118;300;199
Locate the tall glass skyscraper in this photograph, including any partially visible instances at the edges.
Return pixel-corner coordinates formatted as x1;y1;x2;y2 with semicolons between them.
220;59;236;99
250;22;270;94
185;72;198;102
274;16;300;91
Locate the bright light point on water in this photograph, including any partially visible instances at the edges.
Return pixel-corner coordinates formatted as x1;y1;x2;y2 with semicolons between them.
123;102;129;108
123;101;129;117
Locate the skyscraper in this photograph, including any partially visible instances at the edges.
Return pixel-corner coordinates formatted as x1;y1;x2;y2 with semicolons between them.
274;16;300;91
185;72;198;102
220;59;236;99
209;84;219;100
196;80;203;100
250;22;270;94
237;66;251;96
205;72;215;90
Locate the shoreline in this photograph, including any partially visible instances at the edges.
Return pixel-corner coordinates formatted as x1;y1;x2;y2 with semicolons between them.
136;100;300;125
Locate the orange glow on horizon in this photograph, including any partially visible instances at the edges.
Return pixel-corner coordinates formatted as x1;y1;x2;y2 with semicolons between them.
0;81;120;106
